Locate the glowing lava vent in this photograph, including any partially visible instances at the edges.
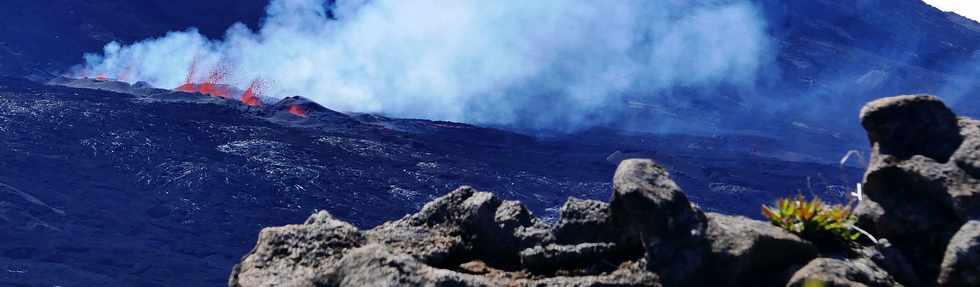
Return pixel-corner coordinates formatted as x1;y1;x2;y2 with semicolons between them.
288;105;306;117
240;79;264;107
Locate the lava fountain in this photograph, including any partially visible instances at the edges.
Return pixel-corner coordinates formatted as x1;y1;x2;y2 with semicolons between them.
240;79;264;107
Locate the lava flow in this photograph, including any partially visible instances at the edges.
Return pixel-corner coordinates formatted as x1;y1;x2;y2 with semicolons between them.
288;105;306;117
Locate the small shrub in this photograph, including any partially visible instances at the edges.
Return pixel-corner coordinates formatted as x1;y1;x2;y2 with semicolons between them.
761;195;861;244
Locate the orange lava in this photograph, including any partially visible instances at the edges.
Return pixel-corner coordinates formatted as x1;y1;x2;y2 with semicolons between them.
288;105;307;117
240;79;264;107
198;67;231;98
94;74;108;81
175;83;197;92
173;59;234;99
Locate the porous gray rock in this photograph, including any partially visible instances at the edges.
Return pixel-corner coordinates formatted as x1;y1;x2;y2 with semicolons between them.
954;119;980;177
610;159;705;239
787;258;903;287
552;197;617;244
519;243;617;274
938;220;980;287
704;213;817;285
367;186;534;267
229;211;365;287
855;95;980;282
610;159;708;285
323;244;493;287
233;185;662;286
858;239;922;286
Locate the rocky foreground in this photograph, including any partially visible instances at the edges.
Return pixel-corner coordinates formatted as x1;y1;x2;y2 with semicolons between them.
229;95;980;287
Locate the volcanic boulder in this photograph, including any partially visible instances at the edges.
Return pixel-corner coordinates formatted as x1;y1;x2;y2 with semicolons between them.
855;95;980;283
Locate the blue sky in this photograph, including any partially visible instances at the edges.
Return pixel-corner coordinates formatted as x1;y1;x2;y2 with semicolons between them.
923;0;980;21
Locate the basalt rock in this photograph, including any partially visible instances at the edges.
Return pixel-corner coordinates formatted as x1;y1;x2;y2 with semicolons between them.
855;95;980;283
703;213;817;285
610;159;709;285
787;257;902;287
938;220;980;287
228;211;365;287
552;197;618;245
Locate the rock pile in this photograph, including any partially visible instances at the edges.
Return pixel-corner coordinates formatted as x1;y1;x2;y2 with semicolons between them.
229;95;979;287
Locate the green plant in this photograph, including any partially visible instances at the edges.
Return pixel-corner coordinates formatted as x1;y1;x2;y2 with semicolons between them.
761;195;861;244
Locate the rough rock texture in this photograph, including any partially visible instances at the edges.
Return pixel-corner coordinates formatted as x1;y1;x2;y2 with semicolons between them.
855;95;980;283
704;213;817;285
610;159;706;240
552;198;617;244
231;95;980;287
231;185;660;287
787;258;902;287
938;220;980;287
610;159;709;285
229;211;365;287
230;159;828;287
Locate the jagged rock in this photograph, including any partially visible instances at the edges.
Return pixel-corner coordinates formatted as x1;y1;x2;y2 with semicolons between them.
855;95;980;282
367;186;514;266
366;222;467;267
232;185;666;286
950;119;980;218
495;200;535;231
553;197;617;244
494;200;553;249
703;213;817;285
610;159;708;285
229;211;365;287
787;258;903;287
938;220;980;287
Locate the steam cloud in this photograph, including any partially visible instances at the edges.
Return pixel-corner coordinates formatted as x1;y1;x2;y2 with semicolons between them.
78;0;771;130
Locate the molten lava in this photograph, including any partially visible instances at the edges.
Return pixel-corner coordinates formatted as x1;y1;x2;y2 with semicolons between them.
288;105;307;117
198;67;232;98
173;60;234;99
94;74;108;81
240;79;264;107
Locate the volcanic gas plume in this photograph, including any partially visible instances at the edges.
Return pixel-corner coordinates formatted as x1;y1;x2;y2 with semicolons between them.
75;0;771;131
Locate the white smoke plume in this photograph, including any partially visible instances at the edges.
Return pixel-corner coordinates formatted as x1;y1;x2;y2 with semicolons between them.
77;0;771;130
